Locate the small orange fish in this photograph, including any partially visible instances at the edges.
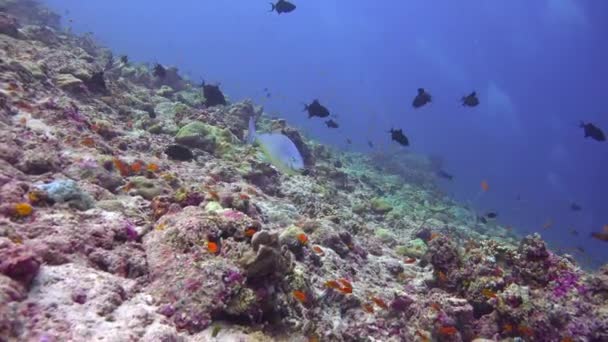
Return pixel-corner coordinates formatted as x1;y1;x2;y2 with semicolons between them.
503;324;513;333
239;193;250;200
362;303;374;313
404;257;416;264
14;101;33;111
312;245;325;256
147;163;159;172
208;191;220;201
207;241;219;254
81;137;96;147
415;330;430;342
113;158;130;177
371;296;388;309
430;302;442;311
437;271;448;283
325;280;342;290
245;228;257;237
439;326;458;335
339;279;353;294
297;233;308;245
481;288;497;299
292;290;307;303
481;180;489;192
517;325;534;337
131;161;143;173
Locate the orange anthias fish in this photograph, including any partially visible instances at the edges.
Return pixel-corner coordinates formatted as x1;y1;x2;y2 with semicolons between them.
430;302;442;311
325;280;342;290
404;257;417;264
439;326;458;336
81;137;96;148
292;290;307;303
339;279;353;293
297;233;308;245
312;245;325;256
481;288;497;299
131;161;144;173
481;180;489;192
207;241;219;254
361;303;374;313
113;158;130;177
147;163;159;172
415;330;431;342
239;193;250;200
245;228;257;237
371;296;388;309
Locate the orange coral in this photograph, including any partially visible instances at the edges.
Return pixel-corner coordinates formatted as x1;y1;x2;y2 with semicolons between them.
13;202;33;217
113;158;130;177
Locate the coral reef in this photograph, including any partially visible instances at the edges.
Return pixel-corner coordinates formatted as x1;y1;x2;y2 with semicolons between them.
0;2;605;341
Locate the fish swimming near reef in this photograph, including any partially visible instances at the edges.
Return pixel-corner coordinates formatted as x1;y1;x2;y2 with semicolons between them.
412;88;431;108
325;119;339;128
580;122;605;142
152;63;166;78
461;91;479;107
486;212;498;219
570;202;582;211
389;128;409;146
590;225;608;242
270;0;296;14
368;140;374;148
201;81;227;107
436;170;453;180
304;99;330;118
247;116;304;174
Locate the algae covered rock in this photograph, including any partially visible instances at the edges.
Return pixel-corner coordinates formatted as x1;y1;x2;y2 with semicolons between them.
371;197;393;214
55;73;84;92
375;228;397;244
395;238;428;258
279;225;306;253
36;179;94;210
129;176;164;200
175;121;236;154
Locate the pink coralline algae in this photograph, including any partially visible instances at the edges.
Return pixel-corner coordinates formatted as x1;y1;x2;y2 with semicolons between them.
551;270;586;298
0;239;41;287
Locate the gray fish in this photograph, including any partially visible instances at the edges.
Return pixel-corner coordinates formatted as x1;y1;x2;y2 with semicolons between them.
462;91;479;107
389;128;409;146
325;119;339;128
304;99;330;118
270;0;296;14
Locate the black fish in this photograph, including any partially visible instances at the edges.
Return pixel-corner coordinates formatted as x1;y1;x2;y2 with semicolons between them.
436;170;453;181
486;212;498;219
570;203;582;211
412;88;431;108
346;138;352;144
478;216;488;224
389;128;409;146
580;122;606;142
165;144;193;161
304;99;330;118
462;91;479;107
120;55;129;65
153;63;166;78
202;81;227;107
325;119;339;128
85;71;108;94
368;140;374;148
270;0;296;14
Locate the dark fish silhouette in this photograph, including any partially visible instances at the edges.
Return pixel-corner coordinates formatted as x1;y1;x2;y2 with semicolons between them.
270;0;296;14
591;232;608;241
346;138;352;144
119;55;128;65
580;122;606;142
462;91;479;107
202;81;227;107
165;144;194;161
153;63;166;78
478;216;488;224
412;88;431;108
389;128;409;146
325;119;339;128
368;140;374;148
436;170;453;180
570;229;579;236
486;212;498;219
304;99;330;118
570;203;582;211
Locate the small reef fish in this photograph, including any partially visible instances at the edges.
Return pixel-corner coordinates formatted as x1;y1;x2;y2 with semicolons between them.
119;55;128;65
248;116;304;173
131;161;144;173
481;180;489;192
270;0;296;14
404;257;416;264
477;216;488;224
164;144;194;161
346;138;352;144
486;212;498;219
245;227;257;237
324;279;352;294
437;271;448;283
367;140;374;148
325;119;339;128
338;279;353;293
312;245;325;256
481;288;497;299
412;88;432;108
370;296;388;309
570;202;582;211
415;330;431;342
580;122;605;142
439;326;458;335
590;225;608;242
292;290;307;303
461;91;479;107
436;169;453;180
517;325;534;337
389;128;409;146
304;99;330;118
430;302;442;311
297;233;308;245
113;158;131;177
361;303;374;313
325;280;342;290
147;163;159;172
207;241;219;254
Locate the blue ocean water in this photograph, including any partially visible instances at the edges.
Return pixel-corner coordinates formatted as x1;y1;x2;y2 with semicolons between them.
44;0;608;267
